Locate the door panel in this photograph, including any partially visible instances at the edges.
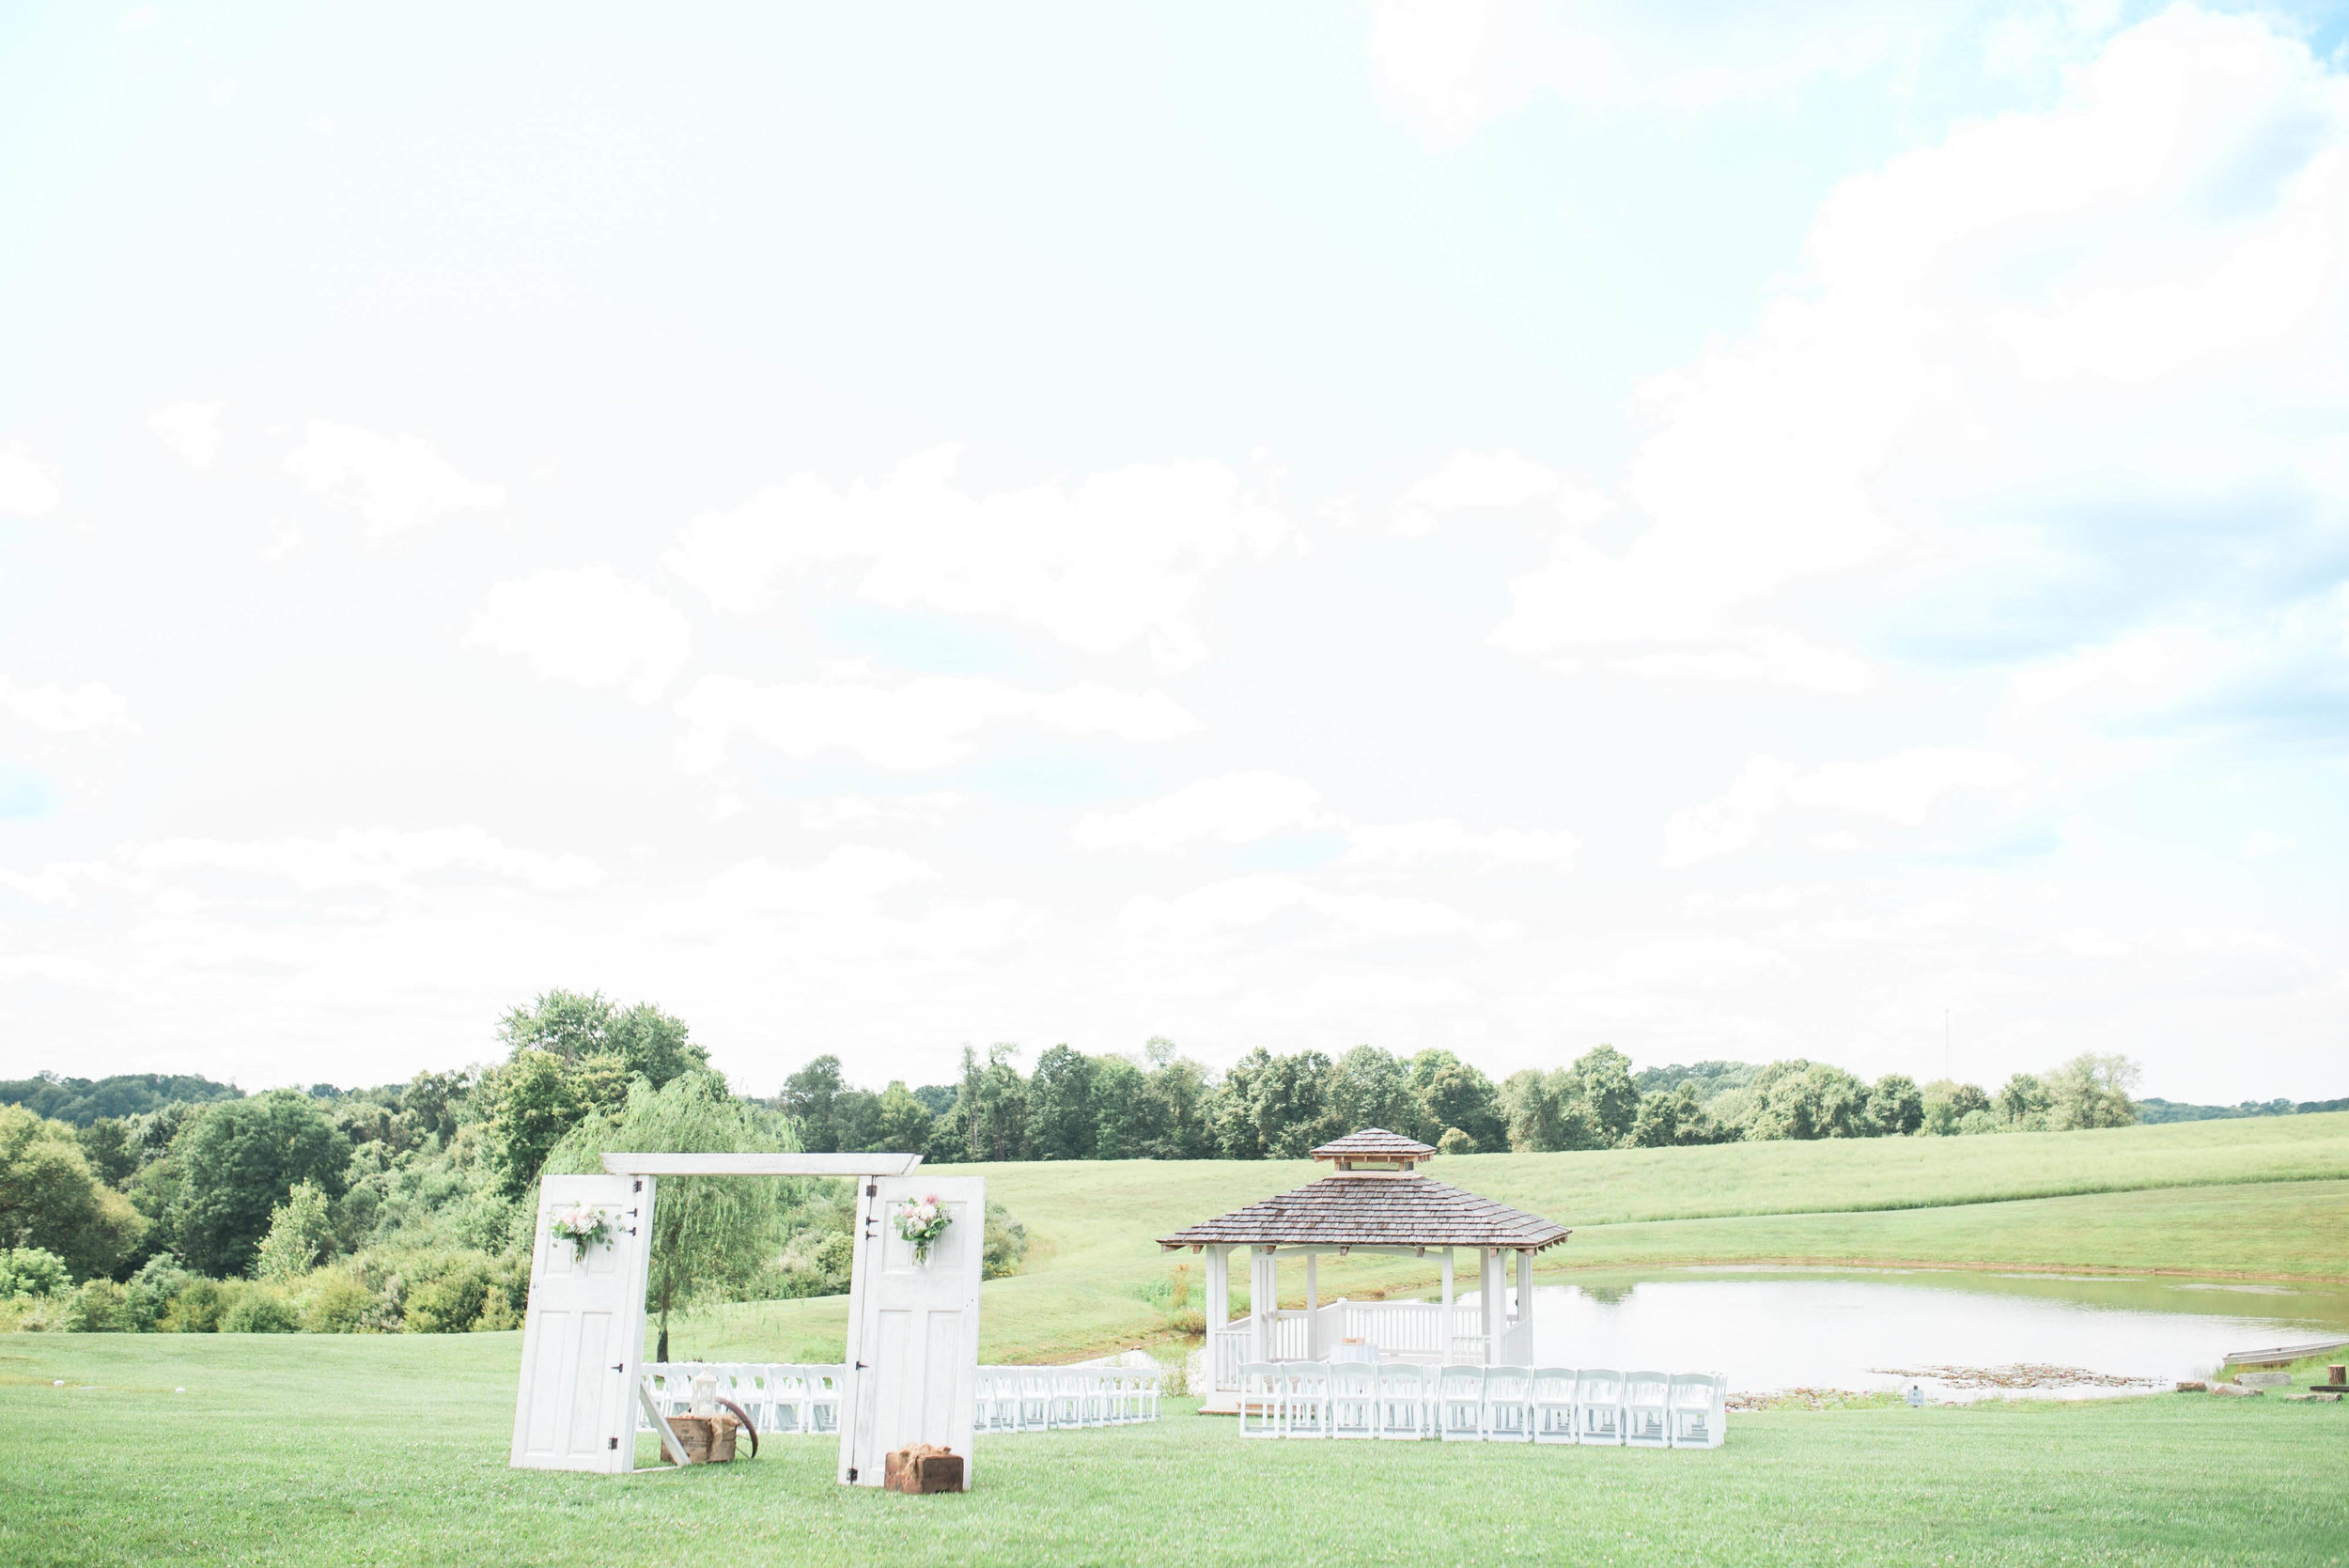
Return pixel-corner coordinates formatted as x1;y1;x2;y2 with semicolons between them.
839;1175;984;1487
509;1173;654;1473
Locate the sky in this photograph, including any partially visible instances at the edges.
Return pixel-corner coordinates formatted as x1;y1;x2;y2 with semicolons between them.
2;1;2346;1102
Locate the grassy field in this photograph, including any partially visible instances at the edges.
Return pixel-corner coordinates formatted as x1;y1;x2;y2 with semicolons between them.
684;1117;2349;1364
3;1335;2343;1568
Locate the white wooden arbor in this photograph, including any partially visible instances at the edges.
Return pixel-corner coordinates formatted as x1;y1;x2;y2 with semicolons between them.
1156;1129;1572;1409
507;1150;983;1488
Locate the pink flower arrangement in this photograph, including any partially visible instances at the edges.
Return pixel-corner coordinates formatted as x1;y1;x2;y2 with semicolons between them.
549;1203;613;1261
892;1193;952;1264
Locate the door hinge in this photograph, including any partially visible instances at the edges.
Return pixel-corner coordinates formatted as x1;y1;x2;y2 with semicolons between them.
612;1364;625;1373
855;1360;869;1370
847;1467;858;1482
608;1436;618;1451
865;1183;877;1197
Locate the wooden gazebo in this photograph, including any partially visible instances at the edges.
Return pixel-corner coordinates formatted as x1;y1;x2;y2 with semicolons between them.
1157;1128;1571;1410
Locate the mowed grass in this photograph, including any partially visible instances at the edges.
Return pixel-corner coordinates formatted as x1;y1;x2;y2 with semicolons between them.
685;1118;2349;1364
4;1335;2343;1568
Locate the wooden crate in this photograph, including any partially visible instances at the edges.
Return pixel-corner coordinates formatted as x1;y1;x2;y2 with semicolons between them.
883;1444;964;1494
661;1415;739;1464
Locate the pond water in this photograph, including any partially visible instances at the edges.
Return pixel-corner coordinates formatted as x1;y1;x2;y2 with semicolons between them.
1473;1269;2349;1402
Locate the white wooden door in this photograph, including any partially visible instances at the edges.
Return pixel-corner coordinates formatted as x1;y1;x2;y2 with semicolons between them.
838;1175;984;1488
509;1172;654;1473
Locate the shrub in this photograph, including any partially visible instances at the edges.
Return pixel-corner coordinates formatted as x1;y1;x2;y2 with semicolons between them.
0;1245;71;1300
64;1278;129;1331
1436;1126;1475;1156
124;1255;193;1330
254;1181;338;1280
982;1203;1028;1281
219;1286;299;1333
403;1261;491;1333
300;1271;377;1334
163;1278;224;1332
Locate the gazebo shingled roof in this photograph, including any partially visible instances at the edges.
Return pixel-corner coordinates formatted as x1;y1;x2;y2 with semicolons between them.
1157;1174;1571;1253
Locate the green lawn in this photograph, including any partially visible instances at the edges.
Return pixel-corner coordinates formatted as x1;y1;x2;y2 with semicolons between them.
683;1120;2349;1365
4;1335;2342;1567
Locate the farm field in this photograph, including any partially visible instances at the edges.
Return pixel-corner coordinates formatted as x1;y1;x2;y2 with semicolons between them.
688;1119;2349;1365
4;1335;2344;1568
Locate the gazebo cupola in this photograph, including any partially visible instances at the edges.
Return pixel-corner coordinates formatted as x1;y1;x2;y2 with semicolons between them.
1159;1127;1572;1411
1311;1126;1436;1174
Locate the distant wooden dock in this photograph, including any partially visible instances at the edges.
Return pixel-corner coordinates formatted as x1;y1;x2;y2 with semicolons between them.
2224;1337;2349;1366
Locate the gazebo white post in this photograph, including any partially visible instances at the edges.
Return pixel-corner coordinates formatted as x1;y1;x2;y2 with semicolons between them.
1252;1247;1275;1363
1479;1249;1502;1363
1439;1249;1455;1358
1305;1251;1319;1358
1516;1249;1533;1341
1206;1245;1230;1389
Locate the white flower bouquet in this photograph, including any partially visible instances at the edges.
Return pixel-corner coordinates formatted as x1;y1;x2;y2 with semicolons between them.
549;1203;614;1261
892;1194;952;1265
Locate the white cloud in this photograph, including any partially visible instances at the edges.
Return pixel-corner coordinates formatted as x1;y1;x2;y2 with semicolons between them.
1071;771;1330;851
127;827;606;893
1118;874;1498;943
1367;0;1991;142
648;846;1030;959
2242;830;2295;861
1665;748;2025;866
662;444;1290;668
0;446;61;518
1068;772;1578;871
0;676;135;734
1341;819;1579;871
1496;8;2349;698
673;672;1202;773
283;419;504;538
796;793;964;832
1392;449;1608;536
466;565;692;702
149;401;224;468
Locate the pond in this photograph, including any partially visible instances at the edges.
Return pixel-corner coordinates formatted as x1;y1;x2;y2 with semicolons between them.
1486;1268;2349;1402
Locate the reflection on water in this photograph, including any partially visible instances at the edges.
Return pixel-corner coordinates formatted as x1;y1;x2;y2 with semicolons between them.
1471;1268;2349;1401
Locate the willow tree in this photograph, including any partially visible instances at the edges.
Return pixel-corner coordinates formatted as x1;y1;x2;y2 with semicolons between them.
544;1070;800;1361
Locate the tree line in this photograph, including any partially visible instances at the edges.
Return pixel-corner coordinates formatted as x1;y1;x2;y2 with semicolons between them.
0;985;2156;1338
780;1039;2148;1163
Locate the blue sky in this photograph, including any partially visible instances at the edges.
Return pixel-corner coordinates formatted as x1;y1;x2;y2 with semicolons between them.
2;2;2344;1100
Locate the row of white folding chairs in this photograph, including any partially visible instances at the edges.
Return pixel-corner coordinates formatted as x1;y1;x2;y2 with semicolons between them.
1237;1363;1726;1448
640;1362;844;1436
972;1365;1163;1432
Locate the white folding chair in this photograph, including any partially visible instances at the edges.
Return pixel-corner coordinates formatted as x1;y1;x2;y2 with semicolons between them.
1437;1365;1486;1442
1330;1361;1378;1438
1483;1365;1534;1442
1532;1367;1579;1444
1576;1367;1625;1445
1624;1370;1672;1447
1018;1369;1053;1432
1238;1362;1284;1438
1377;1362;1432;1441
807;1367;844;1434
1669;1373;1726;1449
1139;1369;1162;1422
1284;1363;1331;1438
969;1368;998;1435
